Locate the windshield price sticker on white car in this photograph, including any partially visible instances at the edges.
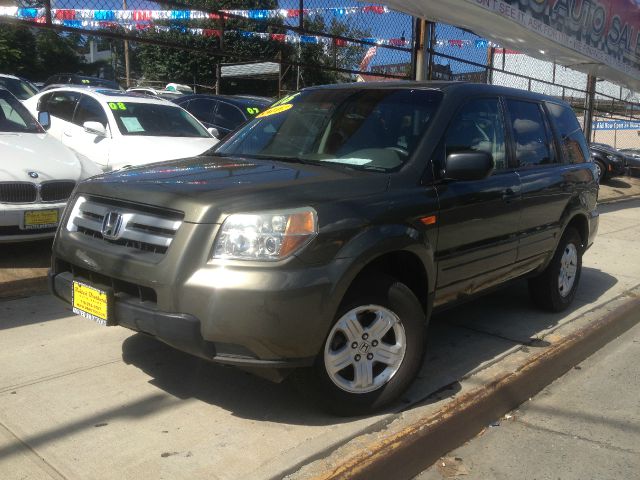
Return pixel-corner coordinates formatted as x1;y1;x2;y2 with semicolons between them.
120;117;145;133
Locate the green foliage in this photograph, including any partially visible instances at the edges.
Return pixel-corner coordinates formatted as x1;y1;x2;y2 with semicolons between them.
0;0;370;92
293;16;369;88
0;25;83;80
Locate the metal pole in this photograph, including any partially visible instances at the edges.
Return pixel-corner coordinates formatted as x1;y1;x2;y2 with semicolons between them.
487;46;495;84
297;0;303;89
414;18;427;80
215;63;221;94
427;21;436;80
44;0;52;25
123;0;130;87
583;75;597;143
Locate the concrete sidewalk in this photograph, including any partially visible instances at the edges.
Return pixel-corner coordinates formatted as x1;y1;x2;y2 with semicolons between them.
415;320;640;480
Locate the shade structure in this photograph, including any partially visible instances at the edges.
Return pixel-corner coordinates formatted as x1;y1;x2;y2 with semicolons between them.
374;0;640;90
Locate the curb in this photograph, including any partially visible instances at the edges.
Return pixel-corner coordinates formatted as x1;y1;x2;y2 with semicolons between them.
598;193;640;204
0;274;49;300
293;292;640;480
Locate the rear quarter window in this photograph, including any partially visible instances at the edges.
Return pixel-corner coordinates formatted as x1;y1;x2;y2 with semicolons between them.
546;102;590;164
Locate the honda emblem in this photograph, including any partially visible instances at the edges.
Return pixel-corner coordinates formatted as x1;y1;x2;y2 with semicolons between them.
101;211;123;240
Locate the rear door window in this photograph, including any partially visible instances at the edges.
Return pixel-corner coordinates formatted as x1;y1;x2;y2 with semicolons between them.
214;102;246;131
186;98;217;124
506;99;554;167
444;97;507;170
546;102;589;164
37;92;53;112
47;91;80;122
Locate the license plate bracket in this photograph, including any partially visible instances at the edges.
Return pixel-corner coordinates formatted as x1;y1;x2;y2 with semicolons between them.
72;280;115;326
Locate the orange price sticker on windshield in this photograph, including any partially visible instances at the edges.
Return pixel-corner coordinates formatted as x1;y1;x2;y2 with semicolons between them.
256;103;293;118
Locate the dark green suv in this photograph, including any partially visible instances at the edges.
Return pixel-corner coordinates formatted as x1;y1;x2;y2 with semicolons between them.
49;82;598;415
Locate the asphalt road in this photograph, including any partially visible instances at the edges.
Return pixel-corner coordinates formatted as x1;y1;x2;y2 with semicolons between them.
1;197;639;480
415;319;640;480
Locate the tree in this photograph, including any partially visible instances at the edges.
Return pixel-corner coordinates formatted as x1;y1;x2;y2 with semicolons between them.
34;30;84;79
136;1;284;87
293;15;370;88
0;26;39;78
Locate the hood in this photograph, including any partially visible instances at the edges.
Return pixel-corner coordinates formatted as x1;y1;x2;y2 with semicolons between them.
109;136;219;169
80;155;389;223
0;132;82;182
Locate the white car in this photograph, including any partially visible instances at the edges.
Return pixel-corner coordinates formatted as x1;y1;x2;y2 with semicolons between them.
0;73;39;102
0;89;101;242
24;87;219;172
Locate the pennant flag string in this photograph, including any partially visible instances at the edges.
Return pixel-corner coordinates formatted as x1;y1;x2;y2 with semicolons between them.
0;5;392;22
0;7;499;49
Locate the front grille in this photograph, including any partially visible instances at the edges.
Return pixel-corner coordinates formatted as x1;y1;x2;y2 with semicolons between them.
67;196;184;255
41;181;75;202
56;259;157;303
0;183;37;203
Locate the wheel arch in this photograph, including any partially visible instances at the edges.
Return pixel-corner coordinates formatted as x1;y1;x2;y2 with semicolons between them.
564;213;589;251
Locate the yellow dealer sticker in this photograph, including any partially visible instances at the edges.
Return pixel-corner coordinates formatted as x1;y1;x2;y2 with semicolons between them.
23;209;58;229
72;281;110;326
256;103;293;118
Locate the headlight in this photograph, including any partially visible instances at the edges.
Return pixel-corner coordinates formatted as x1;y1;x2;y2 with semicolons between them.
606;154;621;163
213;208;317;261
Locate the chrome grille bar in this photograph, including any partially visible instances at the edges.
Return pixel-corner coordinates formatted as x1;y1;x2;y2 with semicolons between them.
67;196;183;254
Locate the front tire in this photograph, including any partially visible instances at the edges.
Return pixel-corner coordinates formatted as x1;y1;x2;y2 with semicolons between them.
313;274;426;416
528;227;583;312
594;160;606;183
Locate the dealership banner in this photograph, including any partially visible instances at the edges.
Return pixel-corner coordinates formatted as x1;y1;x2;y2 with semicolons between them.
593;120;640;130
377;0;640;88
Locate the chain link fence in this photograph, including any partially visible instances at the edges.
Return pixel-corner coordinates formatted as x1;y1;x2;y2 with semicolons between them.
0;1;414;97
1;0;640;148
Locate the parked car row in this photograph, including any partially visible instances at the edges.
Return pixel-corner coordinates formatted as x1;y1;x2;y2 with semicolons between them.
0;88;101;242
24;87;219;171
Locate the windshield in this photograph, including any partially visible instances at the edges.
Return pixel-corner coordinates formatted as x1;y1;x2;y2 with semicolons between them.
0;90;43;133
215;88;442;172
0;77;38;100
109;102;211;137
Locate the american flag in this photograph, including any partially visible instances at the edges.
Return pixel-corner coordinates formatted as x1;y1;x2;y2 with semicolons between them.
359;46;378;71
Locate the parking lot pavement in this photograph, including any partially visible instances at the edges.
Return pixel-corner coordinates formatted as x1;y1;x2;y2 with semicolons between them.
0;239;51;299
414;318;640;480
1;198;640;480
598;175;640;203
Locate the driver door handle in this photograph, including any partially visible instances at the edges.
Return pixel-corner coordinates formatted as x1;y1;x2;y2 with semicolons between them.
63;131;72;137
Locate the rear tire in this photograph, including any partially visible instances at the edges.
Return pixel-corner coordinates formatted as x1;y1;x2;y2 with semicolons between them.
311;274;426;416
528;227;582;312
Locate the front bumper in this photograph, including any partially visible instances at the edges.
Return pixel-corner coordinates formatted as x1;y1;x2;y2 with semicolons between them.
0;202;65;243
48;225;353;367
49;269;323;368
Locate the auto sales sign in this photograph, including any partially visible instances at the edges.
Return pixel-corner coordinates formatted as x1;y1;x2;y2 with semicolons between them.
378;0;640;88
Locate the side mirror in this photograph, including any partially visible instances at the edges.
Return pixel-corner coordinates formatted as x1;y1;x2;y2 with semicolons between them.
83;121;107;137
38;111;50;130
444;151;494;181
207;127;220;139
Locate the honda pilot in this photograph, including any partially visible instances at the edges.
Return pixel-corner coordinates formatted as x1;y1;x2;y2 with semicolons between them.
49;82;598;415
